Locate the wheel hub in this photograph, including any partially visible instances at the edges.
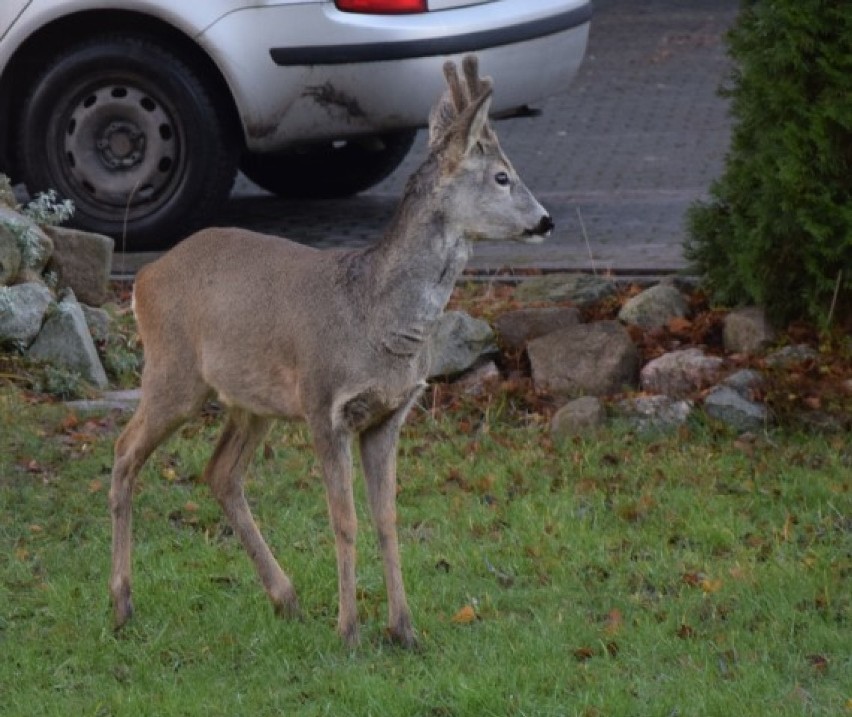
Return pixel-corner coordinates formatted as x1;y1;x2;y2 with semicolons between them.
59;83;180;213
96;120;146;169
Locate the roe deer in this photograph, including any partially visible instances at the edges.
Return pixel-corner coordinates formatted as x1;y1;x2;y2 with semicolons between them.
109;55;553;648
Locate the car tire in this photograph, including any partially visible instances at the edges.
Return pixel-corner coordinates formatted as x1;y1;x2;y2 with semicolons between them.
16;35;238;250
240;130;417;199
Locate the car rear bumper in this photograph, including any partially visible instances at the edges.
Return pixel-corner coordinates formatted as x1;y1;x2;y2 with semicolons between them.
269;3;591;66
200;0;591;151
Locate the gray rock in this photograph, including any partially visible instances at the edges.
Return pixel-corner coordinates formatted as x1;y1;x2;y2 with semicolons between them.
27;291;108;388
640;348;724;397
528;320;639;397
618;283;689;329
44;225;114;307
616;395;693;433
703;385;768;432
765;344;818;368
0;282;53;346
551;396;606;438
493;307;581;351
0;204;52;282
454;361;500;396
0;223;21;286
80;304;112;343
514;273;617;306
65;388;141;414
722;368;764;397
723;307;776;354
428;310;496;378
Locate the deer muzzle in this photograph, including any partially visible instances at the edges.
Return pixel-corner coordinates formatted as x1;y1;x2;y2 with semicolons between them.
522;214;554;243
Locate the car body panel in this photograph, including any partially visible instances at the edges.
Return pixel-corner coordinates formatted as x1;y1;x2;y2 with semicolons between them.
199;0;590;150
1;0;590;153
0;2;33;44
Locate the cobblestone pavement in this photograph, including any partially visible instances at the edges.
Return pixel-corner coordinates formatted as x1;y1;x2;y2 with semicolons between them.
116;0;738;277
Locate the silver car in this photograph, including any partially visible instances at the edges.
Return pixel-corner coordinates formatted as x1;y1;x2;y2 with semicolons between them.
0;0;590;249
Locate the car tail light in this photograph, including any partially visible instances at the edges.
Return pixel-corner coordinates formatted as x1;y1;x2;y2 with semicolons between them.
335;0;427;13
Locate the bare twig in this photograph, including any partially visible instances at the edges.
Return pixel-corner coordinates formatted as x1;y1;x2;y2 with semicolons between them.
576;206;597;276
827;269;842;328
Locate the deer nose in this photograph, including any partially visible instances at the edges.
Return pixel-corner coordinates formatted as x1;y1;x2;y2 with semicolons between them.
537;215;555;235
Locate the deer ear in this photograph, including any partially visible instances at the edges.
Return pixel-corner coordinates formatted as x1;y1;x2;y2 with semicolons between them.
460;85;493;156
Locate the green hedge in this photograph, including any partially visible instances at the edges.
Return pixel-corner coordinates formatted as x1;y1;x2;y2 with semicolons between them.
686;0;852;328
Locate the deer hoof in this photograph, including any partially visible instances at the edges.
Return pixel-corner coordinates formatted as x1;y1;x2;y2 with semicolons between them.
339;620;360;649
112;597;134;631
386;620;418;650
271;592;301;622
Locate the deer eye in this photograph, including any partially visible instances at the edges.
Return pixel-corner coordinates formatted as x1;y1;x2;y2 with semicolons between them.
494;171;510;186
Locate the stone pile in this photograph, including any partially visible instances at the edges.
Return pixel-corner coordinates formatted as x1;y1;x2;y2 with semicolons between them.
0;191;113;388
437;274;816;437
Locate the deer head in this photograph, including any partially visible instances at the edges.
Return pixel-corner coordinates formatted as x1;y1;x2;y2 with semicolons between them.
428;55;554;244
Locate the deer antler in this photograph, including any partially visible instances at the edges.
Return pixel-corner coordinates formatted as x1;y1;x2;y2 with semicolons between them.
429;54;494;146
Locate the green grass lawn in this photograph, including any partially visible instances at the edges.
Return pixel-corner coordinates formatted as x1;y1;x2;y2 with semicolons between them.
1;387;849;716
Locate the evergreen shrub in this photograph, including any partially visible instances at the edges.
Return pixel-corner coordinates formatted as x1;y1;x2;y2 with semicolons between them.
686;0;852;328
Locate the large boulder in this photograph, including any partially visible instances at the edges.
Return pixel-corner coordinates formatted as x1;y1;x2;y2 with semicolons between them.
640;348;724;397
428;310;496;378
44;225;114;307
551;396;606;438
618;283;689;329
721;368;764;397
615;395;693;433
27;291;108;388
528;320;639;397
765;344;818;368
703;385;767;432
493;307;581;351
0;282;53;346
513;273;617;306
723;307;776;354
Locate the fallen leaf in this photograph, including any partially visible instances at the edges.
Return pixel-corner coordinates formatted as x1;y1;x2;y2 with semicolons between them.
435;559;451;573
88;479;104;494
667;316;693;334
728;564;749;581
451;605;477;624
603;608;623;636
573;646;595;662
803;396;821;410
700;577;724;594
807;654;829;675
60;413;80;432
677;623;696;639
682;571;705;587
162;467;178;482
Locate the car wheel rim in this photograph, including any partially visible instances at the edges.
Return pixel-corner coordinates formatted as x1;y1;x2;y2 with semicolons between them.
51;80;185;223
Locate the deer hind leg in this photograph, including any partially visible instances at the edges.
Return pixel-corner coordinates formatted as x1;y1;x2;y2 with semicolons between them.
110;382;206;629
205;409;299;620
359;400;419;649
312;423;359;647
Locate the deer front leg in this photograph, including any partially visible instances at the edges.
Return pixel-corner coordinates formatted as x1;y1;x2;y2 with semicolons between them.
313;426;359;647
359;396;421;648
110;398;195;629
206;410;300;619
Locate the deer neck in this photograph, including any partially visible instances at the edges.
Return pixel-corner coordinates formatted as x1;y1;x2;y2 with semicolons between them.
361;183;470;358
374;195;468;309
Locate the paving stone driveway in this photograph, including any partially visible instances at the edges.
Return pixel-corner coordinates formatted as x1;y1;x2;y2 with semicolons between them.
114;0;738;278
